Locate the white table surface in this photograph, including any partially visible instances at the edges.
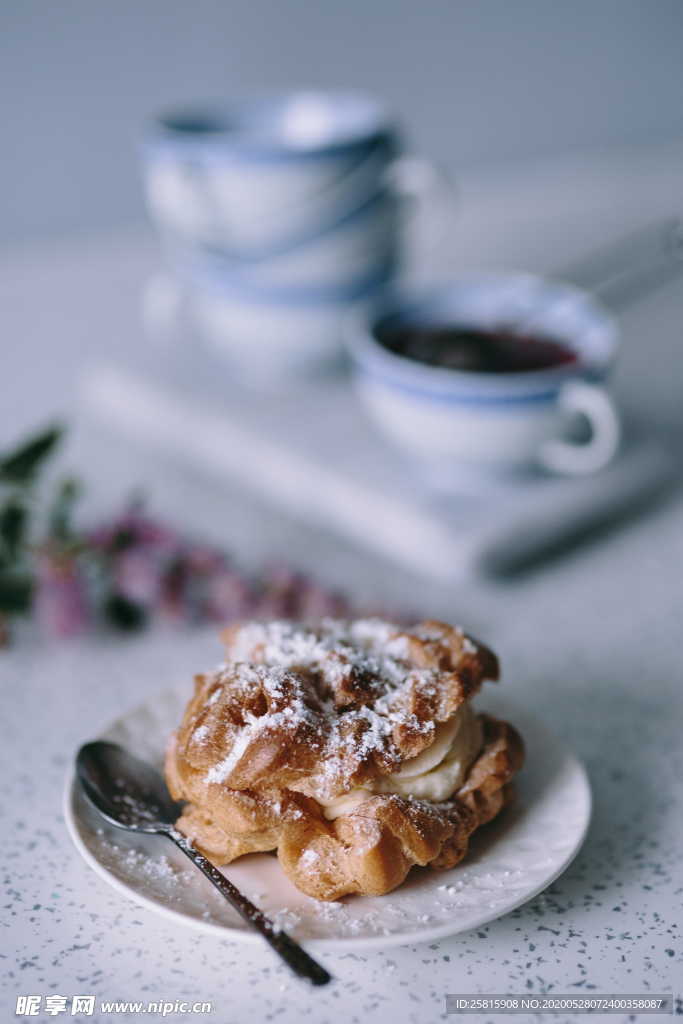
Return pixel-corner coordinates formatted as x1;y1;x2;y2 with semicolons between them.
1;144;682;1023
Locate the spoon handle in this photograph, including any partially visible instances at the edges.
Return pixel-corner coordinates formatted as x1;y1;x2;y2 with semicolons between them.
167;831;331;986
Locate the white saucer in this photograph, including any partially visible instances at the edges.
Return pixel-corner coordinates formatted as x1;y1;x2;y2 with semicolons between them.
65;686;590;951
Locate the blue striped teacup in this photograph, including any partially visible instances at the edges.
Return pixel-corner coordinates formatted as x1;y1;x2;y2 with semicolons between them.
345;275;621;477
143;91;400;256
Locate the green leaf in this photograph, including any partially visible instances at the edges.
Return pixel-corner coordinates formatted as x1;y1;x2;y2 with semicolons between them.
0;571;33;613
0;499;28;562
0;424;64;485
49;476;82;543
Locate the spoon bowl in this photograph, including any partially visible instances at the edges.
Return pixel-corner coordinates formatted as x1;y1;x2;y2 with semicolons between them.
75;740;331;986
77;741;182;832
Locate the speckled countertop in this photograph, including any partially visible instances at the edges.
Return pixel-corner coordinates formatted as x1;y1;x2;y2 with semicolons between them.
2;147;682;1022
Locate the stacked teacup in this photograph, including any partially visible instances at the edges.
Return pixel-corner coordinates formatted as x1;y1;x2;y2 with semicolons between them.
143;91;436;378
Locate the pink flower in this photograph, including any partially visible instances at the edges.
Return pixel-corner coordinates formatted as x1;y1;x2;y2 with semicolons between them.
113;547;166;606
88;510;179;556
297;582;351;620
206;565;254;622
34;552;90;638
253;562;352;621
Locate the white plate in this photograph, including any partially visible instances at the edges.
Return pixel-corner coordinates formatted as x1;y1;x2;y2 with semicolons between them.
64;686;591;951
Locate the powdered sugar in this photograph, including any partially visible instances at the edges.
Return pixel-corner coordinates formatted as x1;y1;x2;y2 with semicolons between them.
201;618;483;799
192;723;209;744
205;725;254;783
227;618;413;689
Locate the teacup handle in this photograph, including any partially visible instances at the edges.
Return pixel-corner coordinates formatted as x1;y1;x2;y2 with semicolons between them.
539;380;621;475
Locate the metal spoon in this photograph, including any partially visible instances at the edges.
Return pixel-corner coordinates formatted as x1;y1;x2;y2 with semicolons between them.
76;740;331;986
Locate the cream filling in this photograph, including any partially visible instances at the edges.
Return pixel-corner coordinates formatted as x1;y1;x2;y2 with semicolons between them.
319;704;482;820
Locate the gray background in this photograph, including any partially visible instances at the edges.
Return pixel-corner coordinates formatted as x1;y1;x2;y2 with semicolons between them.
3;0;683;244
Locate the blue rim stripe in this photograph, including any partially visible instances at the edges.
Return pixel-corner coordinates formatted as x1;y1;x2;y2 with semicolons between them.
356;364;569;405
181;263;396;307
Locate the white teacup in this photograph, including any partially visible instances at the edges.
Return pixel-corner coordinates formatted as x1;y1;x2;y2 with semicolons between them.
169;189;400;292
143;91;455;376
143;92;401;254
345;274;621;477
144;264;392;380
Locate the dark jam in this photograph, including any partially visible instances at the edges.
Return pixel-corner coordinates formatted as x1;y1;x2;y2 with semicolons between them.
376;323;578;374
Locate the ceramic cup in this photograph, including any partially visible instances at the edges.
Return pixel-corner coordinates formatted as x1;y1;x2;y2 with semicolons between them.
188;265;392;378
143;263;393;381
143;91;453;373
166;189;401;292
345;274;621;477
143;92;406;255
